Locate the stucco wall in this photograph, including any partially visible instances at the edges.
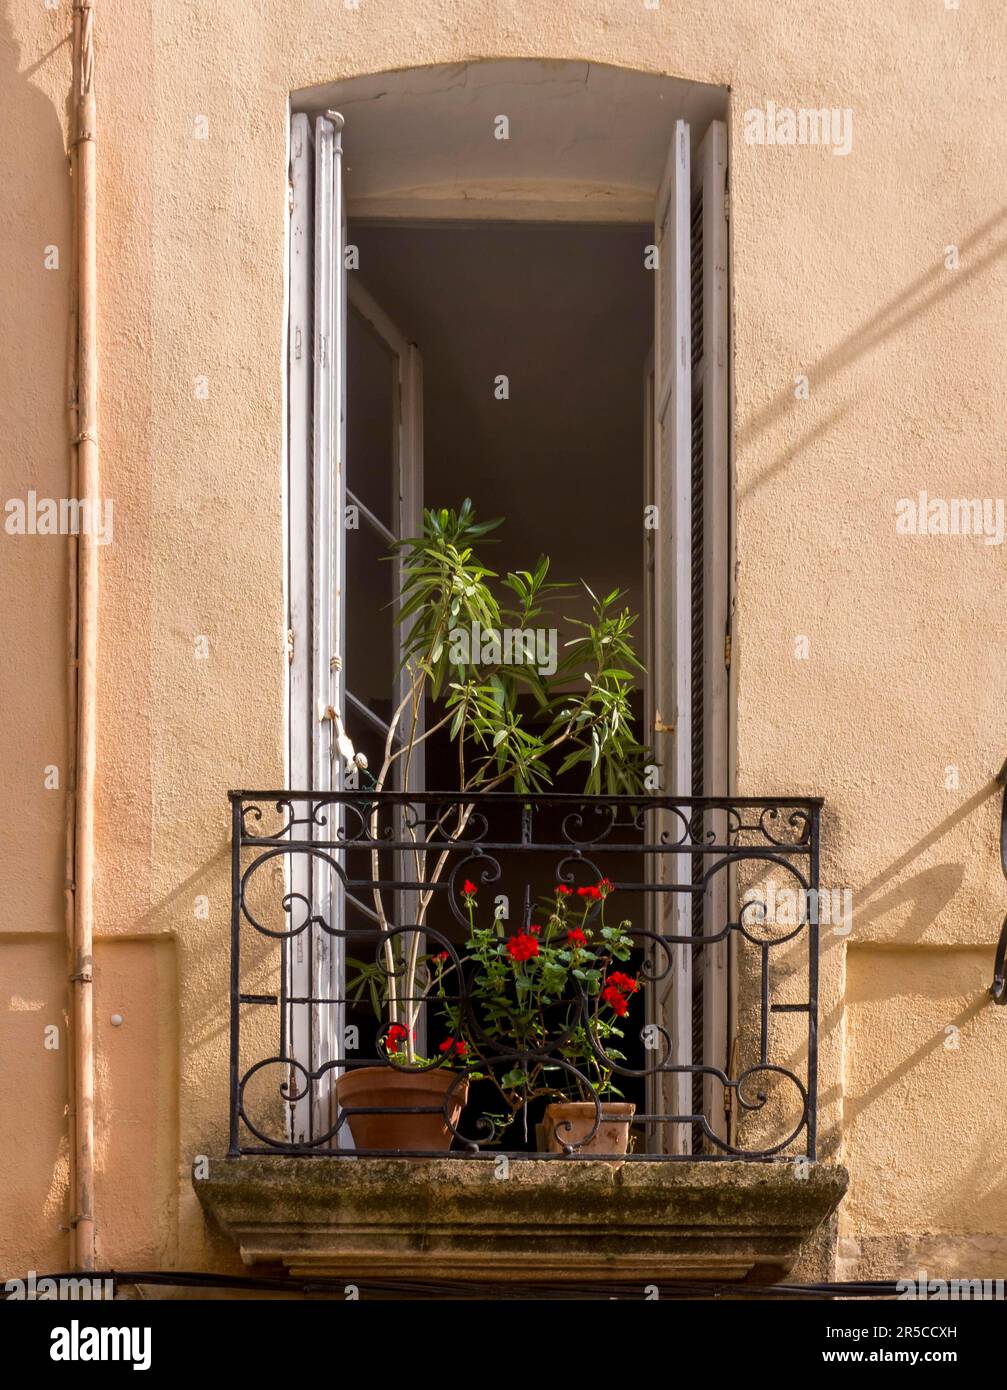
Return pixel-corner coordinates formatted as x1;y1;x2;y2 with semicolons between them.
1;0;1005;1281
1;0;74;1277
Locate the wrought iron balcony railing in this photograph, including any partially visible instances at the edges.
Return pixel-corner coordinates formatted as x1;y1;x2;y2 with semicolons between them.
228;790;822;1160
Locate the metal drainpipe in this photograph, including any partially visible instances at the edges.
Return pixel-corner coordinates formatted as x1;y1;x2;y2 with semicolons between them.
67;0;98;1272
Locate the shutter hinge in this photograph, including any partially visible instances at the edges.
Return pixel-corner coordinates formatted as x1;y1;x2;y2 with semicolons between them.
287;180;295;213
653;710;675;734
724;629;732;669
287;629;294;664
724;189;730;222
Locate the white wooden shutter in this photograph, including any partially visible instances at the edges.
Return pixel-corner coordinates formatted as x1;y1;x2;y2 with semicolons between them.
312;112;347;1141
649;119;731;1155
286;113;313;1143
694;120;731;1145
651;120;693;1152
288;115;313;799
285;112;347;1144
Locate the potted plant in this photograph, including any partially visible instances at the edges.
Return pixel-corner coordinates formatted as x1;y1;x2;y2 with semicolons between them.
333;1011;471;1153
334;500;648;1151
436;875;642;1154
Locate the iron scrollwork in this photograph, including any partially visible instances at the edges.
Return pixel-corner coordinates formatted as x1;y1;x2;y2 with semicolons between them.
227;789;823;1160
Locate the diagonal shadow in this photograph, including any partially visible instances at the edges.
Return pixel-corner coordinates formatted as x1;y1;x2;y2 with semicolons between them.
738;207;1007;498
739;401;851;499
857;780;998;909
854;863;965;940
842;994;988;1130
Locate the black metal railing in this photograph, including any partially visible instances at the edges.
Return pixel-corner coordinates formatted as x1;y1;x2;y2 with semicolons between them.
228;790;822;1160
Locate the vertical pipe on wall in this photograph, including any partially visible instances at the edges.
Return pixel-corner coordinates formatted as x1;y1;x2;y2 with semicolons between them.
69;0;98;1272
64;7;81;1272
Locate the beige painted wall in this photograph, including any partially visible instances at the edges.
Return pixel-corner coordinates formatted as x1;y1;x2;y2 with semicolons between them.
1;0;1005;1281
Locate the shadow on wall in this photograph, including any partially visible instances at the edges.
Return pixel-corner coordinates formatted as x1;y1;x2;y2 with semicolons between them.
842;988;988;1132
0;4;74;915
0;3;74;1276
855;780;998;940
739;207;1007;500
815;780;1001;1048
840;944;1007;1240
787;782;1002;1163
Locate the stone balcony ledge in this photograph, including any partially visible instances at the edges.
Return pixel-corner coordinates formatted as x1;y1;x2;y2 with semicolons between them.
195;1156;848;1284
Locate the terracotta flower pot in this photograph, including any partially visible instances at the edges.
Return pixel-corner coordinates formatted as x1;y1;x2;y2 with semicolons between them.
541;1100;636;1155
336;1066;468;1153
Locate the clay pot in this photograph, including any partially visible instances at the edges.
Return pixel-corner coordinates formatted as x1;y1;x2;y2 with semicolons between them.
541;1101;636;1155
335;1066;468;1153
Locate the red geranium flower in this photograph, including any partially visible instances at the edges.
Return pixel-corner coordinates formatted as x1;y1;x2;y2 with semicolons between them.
555;884;573;897
577;885;602;902
462;880;478;897
598;878;615;896
528;923;542;935
507;932;540;962
385;1022;415;1053
567;927;588;947
601;984;629;1016
433;951;450;963
607;971;639;994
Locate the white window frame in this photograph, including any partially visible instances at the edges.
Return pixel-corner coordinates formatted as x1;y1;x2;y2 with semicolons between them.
286;104;729;1155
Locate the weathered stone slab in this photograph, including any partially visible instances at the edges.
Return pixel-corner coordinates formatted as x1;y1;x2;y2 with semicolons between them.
195;1157;848;1284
